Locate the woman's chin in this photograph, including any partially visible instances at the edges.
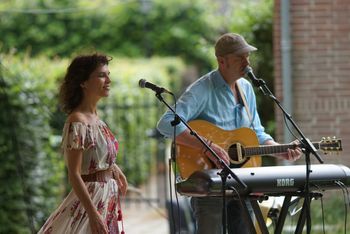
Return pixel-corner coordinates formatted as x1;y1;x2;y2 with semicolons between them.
100;93;109;98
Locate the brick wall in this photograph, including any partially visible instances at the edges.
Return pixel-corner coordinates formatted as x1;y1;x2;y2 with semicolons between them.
274;0;350;166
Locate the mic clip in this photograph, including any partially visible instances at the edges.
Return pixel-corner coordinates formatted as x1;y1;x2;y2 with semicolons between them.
171;116;181;126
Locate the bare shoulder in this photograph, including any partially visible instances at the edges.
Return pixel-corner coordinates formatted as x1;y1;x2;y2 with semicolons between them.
66;112;88;124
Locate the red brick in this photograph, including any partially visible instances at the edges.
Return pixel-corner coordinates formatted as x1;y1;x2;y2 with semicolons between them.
274;0;350;165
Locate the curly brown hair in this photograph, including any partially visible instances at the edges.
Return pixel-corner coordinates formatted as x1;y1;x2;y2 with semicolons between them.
59;53;112;114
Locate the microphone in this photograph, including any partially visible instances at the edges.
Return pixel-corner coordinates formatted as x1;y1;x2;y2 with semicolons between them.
138;79;173;95
244;66;267;95
244;66;261;87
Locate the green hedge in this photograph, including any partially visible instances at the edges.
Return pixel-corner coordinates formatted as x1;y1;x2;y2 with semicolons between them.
100;57;184;185
0;54;65;233
0;53;184;232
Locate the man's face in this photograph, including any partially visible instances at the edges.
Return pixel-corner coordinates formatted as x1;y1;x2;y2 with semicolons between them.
222;52;250;78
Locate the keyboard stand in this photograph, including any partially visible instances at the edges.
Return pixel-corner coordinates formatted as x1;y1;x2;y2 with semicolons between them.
237;195;270;234
239;192;323;234
275;192;323;234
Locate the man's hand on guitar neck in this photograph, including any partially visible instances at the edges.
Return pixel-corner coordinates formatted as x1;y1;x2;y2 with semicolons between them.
265;139;303;161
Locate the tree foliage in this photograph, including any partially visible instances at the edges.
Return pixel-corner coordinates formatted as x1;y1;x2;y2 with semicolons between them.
0;0;217;71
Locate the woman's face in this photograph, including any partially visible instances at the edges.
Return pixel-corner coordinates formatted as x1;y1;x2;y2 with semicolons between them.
82;64;111;98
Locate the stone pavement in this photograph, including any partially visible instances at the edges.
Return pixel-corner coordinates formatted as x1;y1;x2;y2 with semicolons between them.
122;204;169;234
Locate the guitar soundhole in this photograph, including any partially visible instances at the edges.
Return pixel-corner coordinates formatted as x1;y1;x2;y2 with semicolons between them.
228;144;239;161
228;143;248;167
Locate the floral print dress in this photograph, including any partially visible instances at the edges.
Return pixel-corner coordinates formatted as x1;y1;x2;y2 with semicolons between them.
38;120;123;234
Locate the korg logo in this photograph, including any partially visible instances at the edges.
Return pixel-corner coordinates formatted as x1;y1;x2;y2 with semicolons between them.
276;178;294;187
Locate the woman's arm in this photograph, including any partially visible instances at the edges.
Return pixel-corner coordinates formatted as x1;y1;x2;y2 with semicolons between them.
112;163;128;196
66;149;108;234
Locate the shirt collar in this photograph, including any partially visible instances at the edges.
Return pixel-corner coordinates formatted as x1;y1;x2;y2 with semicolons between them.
212;70;246;89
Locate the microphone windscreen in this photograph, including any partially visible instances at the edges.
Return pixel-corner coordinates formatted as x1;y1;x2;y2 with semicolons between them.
244;66;253;75
139;79;146;88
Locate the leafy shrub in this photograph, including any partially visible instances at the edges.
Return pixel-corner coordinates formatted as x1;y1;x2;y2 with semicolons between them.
0;53;184;232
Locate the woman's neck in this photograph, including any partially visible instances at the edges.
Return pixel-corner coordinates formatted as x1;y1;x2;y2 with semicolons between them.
76;100;98;115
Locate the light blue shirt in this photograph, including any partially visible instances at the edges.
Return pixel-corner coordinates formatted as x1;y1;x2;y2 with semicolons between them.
157;69;273;144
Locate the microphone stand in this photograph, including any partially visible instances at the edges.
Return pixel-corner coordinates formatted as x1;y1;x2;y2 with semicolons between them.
154;92;248;234
249;76;323;234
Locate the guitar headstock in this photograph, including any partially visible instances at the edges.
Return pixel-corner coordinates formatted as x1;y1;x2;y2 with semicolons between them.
319;137;342;154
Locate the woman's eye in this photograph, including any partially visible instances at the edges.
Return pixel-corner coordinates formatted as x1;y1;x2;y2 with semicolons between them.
98;72;110;78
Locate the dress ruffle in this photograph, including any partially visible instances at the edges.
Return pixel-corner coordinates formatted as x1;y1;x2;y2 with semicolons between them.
61;122;96;150
60;120;118;175
38;179;120;234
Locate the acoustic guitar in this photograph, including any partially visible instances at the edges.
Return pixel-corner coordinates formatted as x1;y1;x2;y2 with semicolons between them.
176;120;342;179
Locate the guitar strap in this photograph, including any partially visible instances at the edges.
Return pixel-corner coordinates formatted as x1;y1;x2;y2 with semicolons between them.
235;81;253;123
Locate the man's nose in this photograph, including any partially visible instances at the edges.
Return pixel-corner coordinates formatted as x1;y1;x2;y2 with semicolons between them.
243;57;250;66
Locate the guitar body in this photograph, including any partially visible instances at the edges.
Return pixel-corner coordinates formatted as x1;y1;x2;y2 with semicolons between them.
177;120;262;179
176;120;342;179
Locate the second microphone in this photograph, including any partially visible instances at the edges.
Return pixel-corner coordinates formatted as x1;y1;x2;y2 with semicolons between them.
138;79;173;95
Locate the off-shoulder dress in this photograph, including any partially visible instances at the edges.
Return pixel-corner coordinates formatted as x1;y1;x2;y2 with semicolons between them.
38;120;123;234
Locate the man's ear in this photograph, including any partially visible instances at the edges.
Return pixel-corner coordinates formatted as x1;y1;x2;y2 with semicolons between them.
217;56;224;64
80;83;86;88
217;56;225;67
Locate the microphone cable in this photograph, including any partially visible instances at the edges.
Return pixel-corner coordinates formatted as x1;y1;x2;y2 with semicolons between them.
335;180;349;234
167;93;183;234
312;184;326;234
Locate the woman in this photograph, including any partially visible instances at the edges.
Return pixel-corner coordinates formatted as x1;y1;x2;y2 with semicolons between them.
38;53;128;234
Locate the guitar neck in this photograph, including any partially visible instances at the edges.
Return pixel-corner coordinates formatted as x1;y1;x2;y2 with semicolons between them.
245;143;320;156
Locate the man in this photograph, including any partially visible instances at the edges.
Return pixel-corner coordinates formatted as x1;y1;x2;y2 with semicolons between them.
157;33;302;234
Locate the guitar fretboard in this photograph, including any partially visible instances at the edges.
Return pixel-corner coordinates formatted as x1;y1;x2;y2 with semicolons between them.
244;143;320;156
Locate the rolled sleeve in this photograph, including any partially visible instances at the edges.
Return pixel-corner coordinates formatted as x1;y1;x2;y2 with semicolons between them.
157;81;208;138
